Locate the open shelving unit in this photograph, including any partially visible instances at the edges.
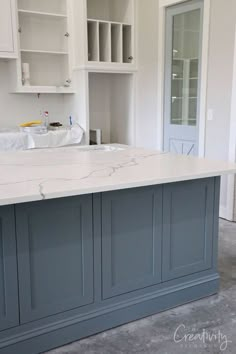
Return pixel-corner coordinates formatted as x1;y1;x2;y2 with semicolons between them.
86;0;135;69
68;0;137;145
12;0;75;93
83;0;136;145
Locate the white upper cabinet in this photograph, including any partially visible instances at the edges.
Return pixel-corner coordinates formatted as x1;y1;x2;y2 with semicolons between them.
11;0;75;93
73;0;136;71
0;0;17;58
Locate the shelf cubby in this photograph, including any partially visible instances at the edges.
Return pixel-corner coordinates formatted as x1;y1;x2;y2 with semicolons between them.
111;24;122;63
21;51;70;87
99;22;111;62
87;20;99;61
18;0;67;15
122;25;132;63
86;0;134;67
18;12;68;53
87;20;133;65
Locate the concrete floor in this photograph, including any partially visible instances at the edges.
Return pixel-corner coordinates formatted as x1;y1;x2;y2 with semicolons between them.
47;219;236;354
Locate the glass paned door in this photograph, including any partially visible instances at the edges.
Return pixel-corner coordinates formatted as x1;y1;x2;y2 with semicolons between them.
164;1;203;155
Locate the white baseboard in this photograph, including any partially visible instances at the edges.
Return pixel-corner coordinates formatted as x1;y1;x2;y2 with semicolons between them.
220;205;234;221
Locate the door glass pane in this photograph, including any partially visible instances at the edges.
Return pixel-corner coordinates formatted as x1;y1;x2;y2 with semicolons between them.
171;9;201;126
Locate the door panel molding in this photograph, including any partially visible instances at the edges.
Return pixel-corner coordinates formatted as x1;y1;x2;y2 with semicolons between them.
162;178;215;281
16;196;94;324
0;206;19;331
101;187;163;299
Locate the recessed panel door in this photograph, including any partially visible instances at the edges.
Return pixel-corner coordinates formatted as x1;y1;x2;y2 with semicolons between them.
0;0;14;53
16;196;94;324
164;0;203;155
101;187;162;299
162;178;215;281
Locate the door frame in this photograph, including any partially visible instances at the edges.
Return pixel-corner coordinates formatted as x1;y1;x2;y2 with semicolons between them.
157;0;211;157
223;24;236;221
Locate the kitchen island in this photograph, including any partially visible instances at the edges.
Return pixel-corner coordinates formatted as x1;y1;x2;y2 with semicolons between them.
0;145;236;354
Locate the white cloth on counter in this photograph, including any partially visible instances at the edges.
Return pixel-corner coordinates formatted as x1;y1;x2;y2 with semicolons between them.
0;125;84;151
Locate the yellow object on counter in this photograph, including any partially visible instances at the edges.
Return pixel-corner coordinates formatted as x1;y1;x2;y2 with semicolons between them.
20;120;42;128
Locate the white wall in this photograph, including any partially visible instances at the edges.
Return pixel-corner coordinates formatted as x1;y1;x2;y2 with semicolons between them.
205;0;236;215
89;73;134;145
135;0;159;149
136;0;236;217
0;61;73;129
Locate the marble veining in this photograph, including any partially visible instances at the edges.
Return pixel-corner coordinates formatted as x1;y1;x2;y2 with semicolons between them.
0;145;236;206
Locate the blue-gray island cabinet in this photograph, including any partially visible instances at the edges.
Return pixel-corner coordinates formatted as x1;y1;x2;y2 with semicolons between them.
0;177;220;354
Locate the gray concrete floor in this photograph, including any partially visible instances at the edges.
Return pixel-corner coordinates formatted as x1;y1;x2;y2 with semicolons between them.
47;219;236;354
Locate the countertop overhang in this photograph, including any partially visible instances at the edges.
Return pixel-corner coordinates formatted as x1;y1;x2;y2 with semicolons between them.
1;145;236;206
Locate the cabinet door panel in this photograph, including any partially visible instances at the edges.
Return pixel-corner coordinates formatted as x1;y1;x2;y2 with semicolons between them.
0;0;14;53
163;178;215;281
16;196;94;324
102;187;162;299
0;206;19;331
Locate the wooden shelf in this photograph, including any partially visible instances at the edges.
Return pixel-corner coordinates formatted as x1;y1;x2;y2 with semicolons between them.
21;49;69;55
18;9;67;18
87;18;131;26
12;86;76;94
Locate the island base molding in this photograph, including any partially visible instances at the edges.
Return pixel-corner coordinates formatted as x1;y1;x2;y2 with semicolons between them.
0;274;219;354
0;177;220;354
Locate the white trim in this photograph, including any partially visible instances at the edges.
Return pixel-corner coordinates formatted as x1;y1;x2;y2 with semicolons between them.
156;5;165;150
224;25;236;221
159;0;186;7
157;0;211;155
220;206;228;221
198;0;211;157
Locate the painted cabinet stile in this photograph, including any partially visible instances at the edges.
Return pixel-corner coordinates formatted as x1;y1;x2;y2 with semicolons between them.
0;205;19;331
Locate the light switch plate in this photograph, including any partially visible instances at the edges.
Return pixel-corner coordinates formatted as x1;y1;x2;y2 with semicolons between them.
207;109;214;121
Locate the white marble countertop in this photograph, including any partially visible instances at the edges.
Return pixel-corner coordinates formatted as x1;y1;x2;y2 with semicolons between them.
0;144;236;206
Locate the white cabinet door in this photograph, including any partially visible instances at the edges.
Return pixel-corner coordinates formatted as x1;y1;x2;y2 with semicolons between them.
0;0;16;56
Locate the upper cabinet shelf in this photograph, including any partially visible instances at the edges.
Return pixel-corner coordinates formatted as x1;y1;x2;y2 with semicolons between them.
86;0;135;69
18;9;68;19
